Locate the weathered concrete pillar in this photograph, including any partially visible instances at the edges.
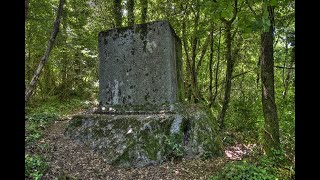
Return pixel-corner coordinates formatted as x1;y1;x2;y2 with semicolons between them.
98;21;184;108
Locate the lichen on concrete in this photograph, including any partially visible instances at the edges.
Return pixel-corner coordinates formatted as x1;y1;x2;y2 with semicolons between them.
98;21;183;109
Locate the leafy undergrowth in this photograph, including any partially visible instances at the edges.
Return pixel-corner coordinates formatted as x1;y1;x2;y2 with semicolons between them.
25;97;96;180
216;96;295;180
208;128;295;180
209;152;295;180
25;154;48;180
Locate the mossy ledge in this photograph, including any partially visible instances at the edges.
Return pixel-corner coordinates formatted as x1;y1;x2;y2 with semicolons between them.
64;103;223;167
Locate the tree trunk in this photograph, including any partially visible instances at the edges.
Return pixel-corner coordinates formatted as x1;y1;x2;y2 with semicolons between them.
256;56;261;88
113;0;122;27
218;0;238;128
218;21;234;128
208;28;214;107
196;26;211;73
182;21;192;102
283;46;295;99
140;0;148;23
190;7;200;103
212;27;222;106
25;0;65;105
127;0;135;26
260;5;281;155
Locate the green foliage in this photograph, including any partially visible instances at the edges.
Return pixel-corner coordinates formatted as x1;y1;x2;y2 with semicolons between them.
25;154;48;180
270;0;277;6
258;149;295;179
262;5;271;32
224;89;262;142
25;123;43;143
209;160;277;180
164;133;184;160
26;112;59;125
210;147;294;180
25;97;95;178
26;97;92;144
25;112;59;143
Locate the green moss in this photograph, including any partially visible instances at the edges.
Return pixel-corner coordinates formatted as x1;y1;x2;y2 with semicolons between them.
111;139;136;167
92;128;104;138
112;117;141;130
68;116;83;128
82;128;92;138
140;132;160;160
97;118;109;127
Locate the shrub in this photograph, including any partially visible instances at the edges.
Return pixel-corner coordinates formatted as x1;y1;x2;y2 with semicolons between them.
209;161;277;180
25;154;48;180
163;133;184;161
25;112;59;144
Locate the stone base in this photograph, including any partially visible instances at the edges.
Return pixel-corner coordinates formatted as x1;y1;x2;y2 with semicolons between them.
64;104;223;167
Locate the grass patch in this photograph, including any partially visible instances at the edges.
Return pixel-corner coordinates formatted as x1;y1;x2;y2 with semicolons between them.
26;96;93;116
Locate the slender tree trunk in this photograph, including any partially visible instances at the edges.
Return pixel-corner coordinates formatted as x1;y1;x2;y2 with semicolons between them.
182;21;192;101
141;0;148;23
74;52;81;91
256;56;261;88
190;7;200;103
218;0;238;128
212;27;222;105
127;0;135;26
218;21;234;128
196;34;210;72
113;0;122;27
25;0;65;105
283;46;295;99
260;5;281;155
209;28;214;107
281;42;288;92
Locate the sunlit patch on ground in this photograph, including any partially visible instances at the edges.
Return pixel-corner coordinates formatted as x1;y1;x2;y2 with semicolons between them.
224;143;257;160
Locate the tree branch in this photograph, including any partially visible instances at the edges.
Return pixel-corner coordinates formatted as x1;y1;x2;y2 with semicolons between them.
196;32;211;71
25;0;65;104
274;65;295;69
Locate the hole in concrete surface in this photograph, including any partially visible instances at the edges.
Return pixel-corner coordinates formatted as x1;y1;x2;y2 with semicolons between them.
183;118;191;146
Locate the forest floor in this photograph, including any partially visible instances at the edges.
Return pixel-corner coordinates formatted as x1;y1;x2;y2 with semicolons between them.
26;109;257;180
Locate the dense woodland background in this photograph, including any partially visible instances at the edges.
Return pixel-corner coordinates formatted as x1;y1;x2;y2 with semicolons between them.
25;0;295;179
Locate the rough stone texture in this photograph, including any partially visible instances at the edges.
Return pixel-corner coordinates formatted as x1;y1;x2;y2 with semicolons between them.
98;21;184;108
65;104;223;168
